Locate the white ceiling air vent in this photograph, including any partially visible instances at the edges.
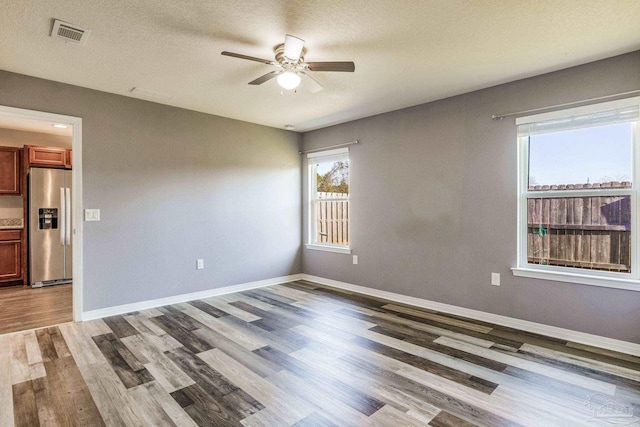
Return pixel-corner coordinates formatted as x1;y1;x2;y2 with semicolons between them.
51;19;91;46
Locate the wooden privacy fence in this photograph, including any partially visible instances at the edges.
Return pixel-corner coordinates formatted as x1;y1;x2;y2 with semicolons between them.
316;192;349;245
527;191;631;272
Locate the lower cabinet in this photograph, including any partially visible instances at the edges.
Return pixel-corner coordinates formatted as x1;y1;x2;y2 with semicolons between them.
0;230;22;282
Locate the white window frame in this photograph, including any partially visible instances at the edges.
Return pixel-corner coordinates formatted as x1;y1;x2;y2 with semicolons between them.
306;147;351;254
512;97;640;291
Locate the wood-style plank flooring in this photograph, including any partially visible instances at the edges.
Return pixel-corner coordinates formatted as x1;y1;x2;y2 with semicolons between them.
1;280;640;426
0;284;72;334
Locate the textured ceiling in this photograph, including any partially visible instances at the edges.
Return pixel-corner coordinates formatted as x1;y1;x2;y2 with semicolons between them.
1;0;639;132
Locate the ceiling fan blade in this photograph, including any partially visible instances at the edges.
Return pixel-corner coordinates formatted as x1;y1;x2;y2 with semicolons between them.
301;72;323;93
221;51;274;65
307;62;355;72
248;70;280;85
283;34;305;61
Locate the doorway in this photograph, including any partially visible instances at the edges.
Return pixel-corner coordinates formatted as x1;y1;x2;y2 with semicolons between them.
0;105;82;333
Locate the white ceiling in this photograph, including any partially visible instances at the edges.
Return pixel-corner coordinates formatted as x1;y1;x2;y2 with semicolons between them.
1;0;639;132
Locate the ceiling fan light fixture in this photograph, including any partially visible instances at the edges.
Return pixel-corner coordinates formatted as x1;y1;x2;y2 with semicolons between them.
277;71;301;90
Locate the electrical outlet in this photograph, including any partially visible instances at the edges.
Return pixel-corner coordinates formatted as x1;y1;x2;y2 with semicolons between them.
353;255;358;265
491;272;500;286
196;259;204;270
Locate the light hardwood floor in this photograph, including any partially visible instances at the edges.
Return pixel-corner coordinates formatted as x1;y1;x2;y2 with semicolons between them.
0;284;72;335
1;280;639;426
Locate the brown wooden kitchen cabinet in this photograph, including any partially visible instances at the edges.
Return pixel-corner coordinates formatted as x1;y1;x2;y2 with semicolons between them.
65;148;72;169
0;230;22;283
0;146;21;195
26;145;72;169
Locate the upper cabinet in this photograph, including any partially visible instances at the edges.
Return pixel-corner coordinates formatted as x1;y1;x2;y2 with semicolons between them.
65;149;72;169
26;146;72;169
0;147;21;195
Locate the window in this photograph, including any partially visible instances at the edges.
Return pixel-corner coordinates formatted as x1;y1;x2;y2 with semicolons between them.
306;148;351;254
513;97;640;290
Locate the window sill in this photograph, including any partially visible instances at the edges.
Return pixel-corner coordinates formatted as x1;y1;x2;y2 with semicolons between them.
511;267;640;292
305;243;352;255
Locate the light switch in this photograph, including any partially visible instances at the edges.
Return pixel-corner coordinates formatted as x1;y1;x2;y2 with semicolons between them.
84;209;100;221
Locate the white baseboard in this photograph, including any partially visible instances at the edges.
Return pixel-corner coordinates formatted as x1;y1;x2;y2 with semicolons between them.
80;271;640;356
301;274;640;357
81;274;303;321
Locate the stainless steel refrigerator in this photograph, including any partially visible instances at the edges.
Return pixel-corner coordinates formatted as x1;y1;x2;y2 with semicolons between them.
29;167;72;288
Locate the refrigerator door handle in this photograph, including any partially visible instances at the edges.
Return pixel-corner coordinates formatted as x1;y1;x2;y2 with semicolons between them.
60;187;66;246
65;187;71;245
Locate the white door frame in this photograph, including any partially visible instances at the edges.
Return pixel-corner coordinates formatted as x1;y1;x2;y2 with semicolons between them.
0;105;83;321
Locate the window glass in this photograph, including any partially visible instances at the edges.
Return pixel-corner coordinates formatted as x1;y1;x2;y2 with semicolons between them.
528;123;633;189
527;195;631;272
313;158;349;245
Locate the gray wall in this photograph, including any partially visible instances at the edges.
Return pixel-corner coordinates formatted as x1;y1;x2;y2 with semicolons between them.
0;71;302;311
301;51;640;343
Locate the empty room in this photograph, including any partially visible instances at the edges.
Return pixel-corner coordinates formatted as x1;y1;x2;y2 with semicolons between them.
1;1;640;426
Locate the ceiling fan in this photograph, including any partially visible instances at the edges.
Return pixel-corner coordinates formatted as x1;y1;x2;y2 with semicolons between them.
221;34;355;93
